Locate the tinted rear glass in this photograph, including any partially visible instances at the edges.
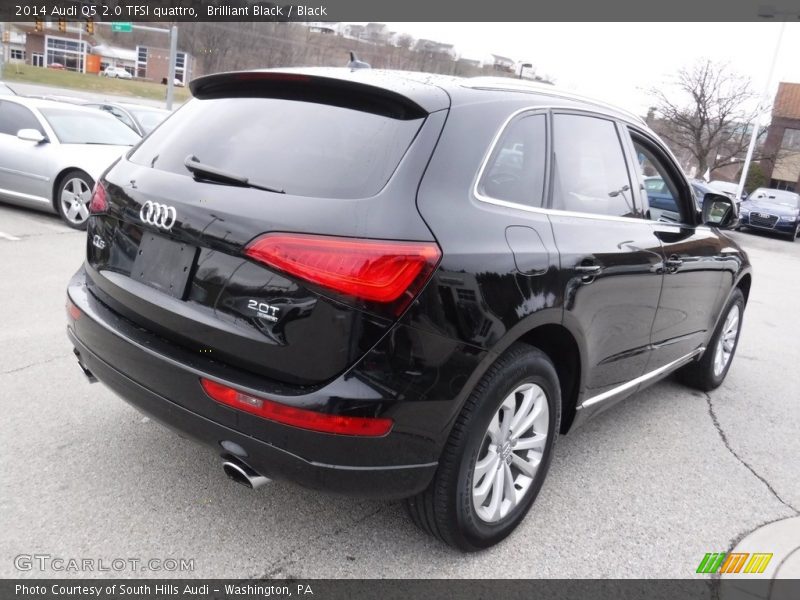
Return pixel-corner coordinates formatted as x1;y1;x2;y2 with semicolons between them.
128;98;424;199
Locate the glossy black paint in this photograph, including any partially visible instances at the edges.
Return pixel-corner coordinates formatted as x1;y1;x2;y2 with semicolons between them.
67;69;752;498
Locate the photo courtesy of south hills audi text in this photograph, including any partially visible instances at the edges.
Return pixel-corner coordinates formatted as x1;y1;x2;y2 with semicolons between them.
14;583;315;597
1;0;800;596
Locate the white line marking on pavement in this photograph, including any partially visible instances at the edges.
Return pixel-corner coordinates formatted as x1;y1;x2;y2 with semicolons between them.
0;232;21;241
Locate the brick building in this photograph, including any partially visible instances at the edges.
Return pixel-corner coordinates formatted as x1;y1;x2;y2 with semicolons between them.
761;82;800;192
4;22;192;84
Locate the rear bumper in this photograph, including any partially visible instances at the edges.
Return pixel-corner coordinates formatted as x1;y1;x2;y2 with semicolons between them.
65;265;487;499
69;331;433;497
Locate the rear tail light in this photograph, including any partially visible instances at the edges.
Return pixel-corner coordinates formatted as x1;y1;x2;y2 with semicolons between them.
244;233;440;309
200;378;393;437
88;181;107;214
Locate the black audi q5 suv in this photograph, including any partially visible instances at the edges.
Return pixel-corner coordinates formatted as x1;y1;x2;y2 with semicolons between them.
67;69;751;551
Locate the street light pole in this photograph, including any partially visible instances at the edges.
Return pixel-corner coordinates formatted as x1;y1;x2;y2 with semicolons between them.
735;22;786;200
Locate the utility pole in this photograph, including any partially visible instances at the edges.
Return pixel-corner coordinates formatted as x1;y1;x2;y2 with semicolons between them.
166;26;178;110
735;22;786;200
93;22;177;110
0;22;5;80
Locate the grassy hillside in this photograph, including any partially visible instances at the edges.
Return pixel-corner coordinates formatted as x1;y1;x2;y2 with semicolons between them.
3;64;192;103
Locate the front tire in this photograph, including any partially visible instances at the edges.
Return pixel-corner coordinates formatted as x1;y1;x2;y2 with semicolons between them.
406;344;560;551
678;288;744;391
56;170;93;230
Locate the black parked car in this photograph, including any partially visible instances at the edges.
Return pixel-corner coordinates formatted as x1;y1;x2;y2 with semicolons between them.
737;187;800;241
67;69;751;551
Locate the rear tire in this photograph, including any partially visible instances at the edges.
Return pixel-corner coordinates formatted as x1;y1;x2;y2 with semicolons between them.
677;288;744;391
55;170;93;230
406;343;560;551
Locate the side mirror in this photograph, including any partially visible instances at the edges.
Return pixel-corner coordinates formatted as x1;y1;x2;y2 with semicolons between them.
702;193;737;229
17;129;46;143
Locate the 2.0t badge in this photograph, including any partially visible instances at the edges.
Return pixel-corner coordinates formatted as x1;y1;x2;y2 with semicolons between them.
140;201;177;230
247;299;280;323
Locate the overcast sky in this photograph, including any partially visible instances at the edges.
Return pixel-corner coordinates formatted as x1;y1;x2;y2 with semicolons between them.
384;23;800;117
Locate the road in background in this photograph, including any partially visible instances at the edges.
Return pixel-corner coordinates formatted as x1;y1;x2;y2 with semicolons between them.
0;203;797;578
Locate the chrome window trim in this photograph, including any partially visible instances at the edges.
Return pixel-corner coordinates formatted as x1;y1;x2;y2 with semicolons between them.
579;348;705;410
462;78;647;126
473;106;650;225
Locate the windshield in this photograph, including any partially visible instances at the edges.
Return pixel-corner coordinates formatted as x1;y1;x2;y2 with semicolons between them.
129;108;168;134
750;188;800;208
128;97;423;199
40;108;141;145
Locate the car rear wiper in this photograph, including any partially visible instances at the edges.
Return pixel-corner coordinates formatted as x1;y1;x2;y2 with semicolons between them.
184;155;285;194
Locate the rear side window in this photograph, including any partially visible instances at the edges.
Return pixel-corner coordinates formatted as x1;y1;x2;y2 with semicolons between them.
551;114;635;218
129;98;424;199
477;113;546;207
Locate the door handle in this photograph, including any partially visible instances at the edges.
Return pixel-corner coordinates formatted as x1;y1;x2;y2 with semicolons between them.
575;265;602;275
575;263;602;284
664;256;683;272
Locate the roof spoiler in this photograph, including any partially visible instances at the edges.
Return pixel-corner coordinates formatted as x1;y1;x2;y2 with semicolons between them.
189;71;426;120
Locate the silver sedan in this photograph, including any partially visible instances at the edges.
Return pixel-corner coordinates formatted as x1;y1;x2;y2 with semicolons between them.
0;97;141;229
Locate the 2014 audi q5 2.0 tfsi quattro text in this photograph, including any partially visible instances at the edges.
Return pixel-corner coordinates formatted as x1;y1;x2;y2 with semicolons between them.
66;69;751;551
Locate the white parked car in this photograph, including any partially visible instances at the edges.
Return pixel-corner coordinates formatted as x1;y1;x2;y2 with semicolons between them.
0;97;141;229
103;66;132;79
708;180;746;203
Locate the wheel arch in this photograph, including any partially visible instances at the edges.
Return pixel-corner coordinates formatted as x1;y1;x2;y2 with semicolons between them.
450;313;586;438
736;272;752;305
515;323;583;434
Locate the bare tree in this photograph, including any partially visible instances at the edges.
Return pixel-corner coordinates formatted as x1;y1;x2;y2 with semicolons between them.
395;34;414;50
648;60;771;177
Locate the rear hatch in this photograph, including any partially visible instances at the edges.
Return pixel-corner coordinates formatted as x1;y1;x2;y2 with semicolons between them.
85;70;449;387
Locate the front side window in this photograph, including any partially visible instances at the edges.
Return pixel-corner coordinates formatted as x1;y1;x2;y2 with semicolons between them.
632;135;688;223
551;114;635;218
0;102;43;136
477;113;547;207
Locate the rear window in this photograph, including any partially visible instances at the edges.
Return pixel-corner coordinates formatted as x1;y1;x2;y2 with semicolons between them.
128;97;424;199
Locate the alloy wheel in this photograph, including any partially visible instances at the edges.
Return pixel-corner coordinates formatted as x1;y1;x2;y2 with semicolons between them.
60;177;92;226
472;382;549;523
713;304;740;377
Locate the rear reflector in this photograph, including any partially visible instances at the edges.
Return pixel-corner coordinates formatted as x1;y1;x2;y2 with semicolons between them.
200;378;393;437
244;233;440;305
88;181;107;214
66;297;81;320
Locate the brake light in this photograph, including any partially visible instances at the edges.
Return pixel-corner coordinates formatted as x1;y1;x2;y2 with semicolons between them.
244;233;440;305
200;378;393;437
88;181;107;214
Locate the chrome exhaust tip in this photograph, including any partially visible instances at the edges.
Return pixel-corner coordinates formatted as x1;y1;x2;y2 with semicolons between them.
222;459;270;490
72;348;97;383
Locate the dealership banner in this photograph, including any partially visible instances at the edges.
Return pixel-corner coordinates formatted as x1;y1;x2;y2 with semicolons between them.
3;579;800;600
2;0;800;22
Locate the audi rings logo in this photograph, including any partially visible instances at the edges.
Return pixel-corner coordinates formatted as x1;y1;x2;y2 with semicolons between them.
139;201;177;230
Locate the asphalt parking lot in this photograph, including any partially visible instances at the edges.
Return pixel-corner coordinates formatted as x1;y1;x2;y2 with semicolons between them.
1;202;798;579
